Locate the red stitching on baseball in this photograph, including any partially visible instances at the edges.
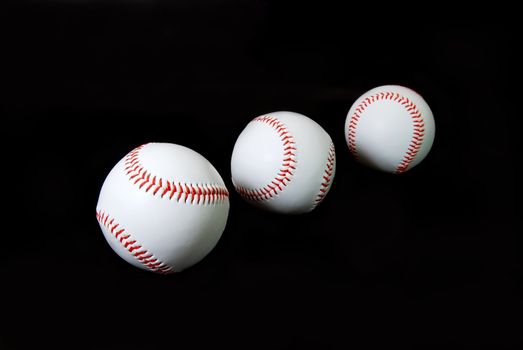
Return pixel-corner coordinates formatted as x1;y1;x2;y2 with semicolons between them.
313;142;335;207
346;91;425;174
96;210;175;274
123;144;229;204
234;116;298;201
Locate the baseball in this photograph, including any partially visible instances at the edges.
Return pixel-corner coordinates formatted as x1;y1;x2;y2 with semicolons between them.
345;85;436;174
231;111;336;214
96;143;229;274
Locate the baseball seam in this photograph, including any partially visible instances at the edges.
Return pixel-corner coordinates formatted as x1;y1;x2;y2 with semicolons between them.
96;210;175;274
347;92;425;174
313;142;335;207
234;116;297;201
124;144;229;205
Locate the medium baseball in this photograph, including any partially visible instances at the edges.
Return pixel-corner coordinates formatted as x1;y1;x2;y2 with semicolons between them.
96;143;229;274
345;85;436;174
231;111;336;214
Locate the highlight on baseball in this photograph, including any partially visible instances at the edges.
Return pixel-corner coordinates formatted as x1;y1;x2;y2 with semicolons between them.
345;85;436;174
231;111;336;214
96;142;230;274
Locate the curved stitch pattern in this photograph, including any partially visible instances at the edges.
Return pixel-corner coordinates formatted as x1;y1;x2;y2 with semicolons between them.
234;116;297;201
96;210;175;274
347;92;425;174
313;142;335;207
124;144;229;204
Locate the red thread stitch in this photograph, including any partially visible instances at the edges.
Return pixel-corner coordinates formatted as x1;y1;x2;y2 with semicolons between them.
96;210;175;274
234;116;297;201
124;144;229;204
346;92;425;174
313;142;335;207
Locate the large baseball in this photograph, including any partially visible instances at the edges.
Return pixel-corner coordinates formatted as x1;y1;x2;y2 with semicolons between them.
345;85;436;174
231;111;336;214
96;143;229;274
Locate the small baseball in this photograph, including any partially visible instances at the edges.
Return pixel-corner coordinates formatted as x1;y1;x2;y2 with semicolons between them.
96;143;230;274
231;111;336;214
345;85;436;174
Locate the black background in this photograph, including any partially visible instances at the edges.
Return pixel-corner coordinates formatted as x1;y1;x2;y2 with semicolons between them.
1;1;520;349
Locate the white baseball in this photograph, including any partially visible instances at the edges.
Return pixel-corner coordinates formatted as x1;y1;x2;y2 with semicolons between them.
231;111;336;214
345;85;436;174
96;143;229;274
